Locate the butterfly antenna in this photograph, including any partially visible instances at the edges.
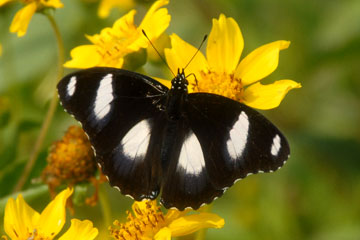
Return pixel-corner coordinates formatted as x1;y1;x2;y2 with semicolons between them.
142;29;176;77
184;34;208;70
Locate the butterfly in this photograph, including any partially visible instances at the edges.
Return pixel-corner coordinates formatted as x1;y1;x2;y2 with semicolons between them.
57;67;290;210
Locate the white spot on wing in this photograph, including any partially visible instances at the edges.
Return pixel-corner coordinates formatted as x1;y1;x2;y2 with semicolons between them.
67;76;77;97
226;111;249;160
178;132;205;175
121;119;151;159
271;134;281;156
94;74;114;120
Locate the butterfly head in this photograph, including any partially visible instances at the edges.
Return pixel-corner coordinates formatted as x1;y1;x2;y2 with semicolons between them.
171;69;188;93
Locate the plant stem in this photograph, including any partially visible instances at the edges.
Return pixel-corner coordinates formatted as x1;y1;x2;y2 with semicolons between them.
98;184;112;228
13;13;64;193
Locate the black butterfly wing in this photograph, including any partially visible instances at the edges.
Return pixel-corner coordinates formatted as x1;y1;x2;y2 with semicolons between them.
57;67;168;200
160;93;289;209
159;119;224;210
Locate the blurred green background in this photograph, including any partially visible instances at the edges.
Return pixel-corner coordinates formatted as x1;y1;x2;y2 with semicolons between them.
1;0;360;239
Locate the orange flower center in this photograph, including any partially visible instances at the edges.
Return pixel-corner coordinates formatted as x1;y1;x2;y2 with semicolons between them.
42;126;96;192
193;70;244;102
109;201;166;240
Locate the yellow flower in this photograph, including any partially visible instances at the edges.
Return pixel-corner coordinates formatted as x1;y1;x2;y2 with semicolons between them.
64;0;171;69
98;0;135;18
0;0;63;37
109;200;224;240
164;14;301;110
3;188;98;240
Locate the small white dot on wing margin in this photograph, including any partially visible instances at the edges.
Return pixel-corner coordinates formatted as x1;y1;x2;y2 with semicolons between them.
113;186;120;191
125;194;134;200
199;203;206;208
234;178;243;184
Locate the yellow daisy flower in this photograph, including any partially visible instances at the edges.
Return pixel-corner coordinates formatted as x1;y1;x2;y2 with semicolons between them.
0;0;63;37
98;0;135;18
64;0;171;69
164;14;301;110
109;200;224;240
3;188;98;240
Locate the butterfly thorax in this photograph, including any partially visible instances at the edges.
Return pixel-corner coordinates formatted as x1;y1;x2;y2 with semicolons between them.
165;69;189;121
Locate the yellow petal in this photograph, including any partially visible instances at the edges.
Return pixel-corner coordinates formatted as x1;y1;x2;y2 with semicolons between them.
40;0;64;8
135;0;170;50
9;2;37;37
0;0;13;7
139;0;170;37
37;188;73;237
243;80;301;110
4;195;40;240
235;40;290;86
97;0;135;18
111;10;141;51
168;212;225;237
64;45;103;69
111;9;137;38
207;14;244;74
164;34;208;82
59;219;98;240
154;227;171;240
164;208;191;224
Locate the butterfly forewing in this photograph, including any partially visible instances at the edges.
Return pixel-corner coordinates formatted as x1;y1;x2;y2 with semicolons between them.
57;67;168;200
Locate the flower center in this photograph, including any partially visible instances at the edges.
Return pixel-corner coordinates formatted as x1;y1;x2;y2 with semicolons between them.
193;70;244;102
42;126;96;189
109;201;166;240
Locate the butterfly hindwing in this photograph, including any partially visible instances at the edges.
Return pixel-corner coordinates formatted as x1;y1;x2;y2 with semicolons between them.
159;118;224;210
57;67;168;200
185;93;290;190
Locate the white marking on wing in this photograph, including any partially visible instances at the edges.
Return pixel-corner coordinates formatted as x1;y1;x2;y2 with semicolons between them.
121;119;151;159
226;111;249;160
94;74;114;120
67;76;77;97
178;132;205;175
271;134;281;156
